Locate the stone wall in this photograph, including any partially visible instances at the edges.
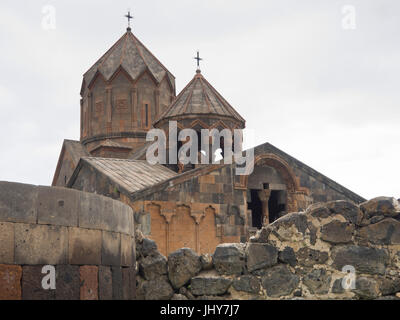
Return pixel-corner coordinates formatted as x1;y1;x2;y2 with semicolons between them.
135;197;400;300
0;181;135;300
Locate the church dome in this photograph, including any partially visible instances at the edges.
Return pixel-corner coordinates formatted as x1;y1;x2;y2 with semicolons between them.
82;28;175;92
79;28;176;155
153;70;245;130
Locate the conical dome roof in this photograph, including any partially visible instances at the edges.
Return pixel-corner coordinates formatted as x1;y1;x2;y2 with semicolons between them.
154;70;245;127
82;28;175;91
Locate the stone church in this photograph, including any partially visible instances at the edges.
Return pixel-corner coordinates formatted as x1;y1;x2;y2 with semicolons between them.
53;26;365;256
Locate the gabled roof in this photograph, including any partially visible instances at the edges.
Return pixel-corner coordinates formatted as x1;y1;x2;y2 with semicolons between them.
79;157;177;194
82;29;175;91
154;70;245;126
52;140;90;186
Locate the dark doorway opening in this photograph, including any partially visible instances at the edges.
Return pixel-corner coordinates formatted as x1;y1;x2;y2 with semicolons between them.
268;190;286;223
247;189;263;229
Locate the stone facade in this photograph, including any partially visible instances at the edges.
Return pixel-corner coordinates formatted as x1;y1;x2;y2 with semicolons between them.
135;197;400;300
0;181;135;300
53;26;366;258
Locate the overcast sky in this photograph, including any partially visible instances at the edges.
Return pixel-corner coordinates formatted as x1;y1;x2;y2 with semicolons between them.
0;0;399;200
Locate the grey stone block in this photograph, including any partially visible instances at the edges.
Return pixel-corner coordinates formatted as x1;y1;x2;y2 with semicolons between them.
68;227;101;265
0;222;14;264
37;186;79;227
99;266;112;300
0;182;37;224
102;231;121;266
15;223;68;265
332;245;389;275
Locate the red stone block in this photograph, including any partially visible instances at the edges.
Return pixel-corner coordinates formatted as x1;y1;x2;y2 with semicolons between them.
0;264;22;300
80;266;98;300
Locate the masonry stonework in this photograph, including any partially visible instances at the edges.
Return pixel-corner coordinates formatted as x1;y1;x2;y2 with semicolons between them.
135;197;400;300
0;181;135;300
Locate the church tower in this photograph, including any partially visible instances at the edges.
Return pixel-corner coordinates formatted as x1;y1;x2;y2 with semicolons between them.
80;26;176;157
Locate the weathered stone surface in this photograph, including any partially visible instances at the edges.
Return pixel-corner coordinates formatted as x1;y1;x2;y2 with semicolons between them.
303;268;331;294
269;212;308;240
0;222;14;264
168;248;202;289
142;276;174;300
22;265;55;300
261;264;299;297
246;243;278;272
326;200;363;225
111;266;123;300
56;265;80;300
320;220;354;244
122;267;133;300
377;277;400;296
332;245;389;275
171;293;188;300
360;197;400;218
0;182;37;224
80;266;98;300
308;222;317;245
121;234;133;266
353;277;379;299
213;243;245;275
190;276;232;296
370;216;385;224
331;278;345;294
200;253;213;270
0;264;22;300
358;219;400;245
250;226;272;243
15;224;68;265
140;238;158;257
79;192;132;235
99;266;112;300
37;186;79;227
278;247;296;267
306;202;331;219
296;247;328;267
232;275;260;294
179;286;195;300
101;231;121;266
139;251;167;280
68;227;101;265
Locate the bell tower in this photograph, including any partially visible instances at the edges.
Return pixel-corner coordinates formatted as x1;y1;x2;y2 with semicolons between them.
80;24;176;157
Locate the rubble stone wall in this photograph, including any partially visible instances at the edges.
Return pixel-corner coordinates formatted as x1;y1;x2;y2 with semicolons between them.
135;197;400;300
0;181;136;300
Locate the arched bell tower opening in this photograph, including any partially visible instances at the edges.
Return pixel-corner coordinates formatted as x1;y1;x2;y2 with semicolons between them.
242;154;311;230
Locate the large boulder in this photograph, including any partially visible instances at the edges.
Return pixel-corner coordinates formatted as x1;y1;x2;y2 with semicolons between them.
261;264;299;297
142;276;174;300
278;247;297;267
353;277;379;299
213;243;245;275
269;212;308;241
320;220;354;244
190;276;232;296
296;247;328;267
246;243;278;272
358;218;400;245
168;248;202;289
305;202;331;219
360;197;400;219
326;200;363;225
332;245;389;275
232;275;261;294
139;251;167;280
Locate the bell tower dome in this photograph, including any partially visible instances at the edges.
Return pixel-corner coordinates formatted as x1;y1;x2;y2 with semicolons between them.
80;27;176;156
